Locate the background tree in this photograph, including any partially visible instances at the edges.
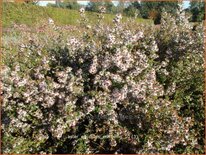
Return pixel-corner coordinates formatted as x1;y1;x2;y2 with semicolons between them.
140;1;179;24
61;0;81;10
104;0;116;14
47;0;81;10
116;0;125;13
86;0;116;14
189;1;205;22
85;1;104;12
123;1;141;17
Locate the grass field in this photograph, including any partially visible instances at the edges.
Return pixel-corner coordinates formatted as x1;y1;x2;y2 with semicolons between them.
2;2;153;28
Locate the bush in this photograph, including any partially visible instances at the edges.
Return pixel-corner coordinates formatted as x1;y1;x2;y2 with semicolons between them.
1;7;204;154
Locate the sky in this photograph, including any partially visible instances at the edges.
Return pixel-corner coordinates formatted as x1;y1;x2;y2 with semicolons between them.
38;0;191;9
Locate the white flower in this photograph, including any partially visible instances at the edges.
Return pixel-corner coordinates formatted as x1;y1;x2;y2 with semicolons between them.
89;56;98;74
55;126;64;139
48;18;54;25
86;25;91;29
79;7;85;14
113;13;122;23
18;79;27;87
99;6;106;13
107;34;115;45
17;109;28;121
147;140;153;148
67;38;79;47
110;139;117;147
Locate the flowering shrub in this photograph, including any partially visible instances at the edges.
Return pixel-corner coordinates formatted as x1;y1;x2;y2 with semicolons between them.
1;6;204;154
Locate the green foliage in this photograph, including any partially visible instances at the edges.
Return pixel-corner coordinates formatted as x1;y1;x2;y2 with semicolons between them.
140;1;179;24
104;1;116;14
85;0;117;14
86;1;104;12
123;5;139;17
189;1;205;22
116;0;125;13
123;2;141;17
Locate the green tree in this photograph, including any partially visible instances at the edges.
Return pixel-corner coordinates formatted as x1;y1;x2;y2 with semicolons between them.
86;1;104;12
131;1;141;10
123;1;141;17
104;1;116;14
62;0;81;10
86;0;116;14
116;0;125;13
47;0;81;10
189;1;205;22
140;1;179;24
